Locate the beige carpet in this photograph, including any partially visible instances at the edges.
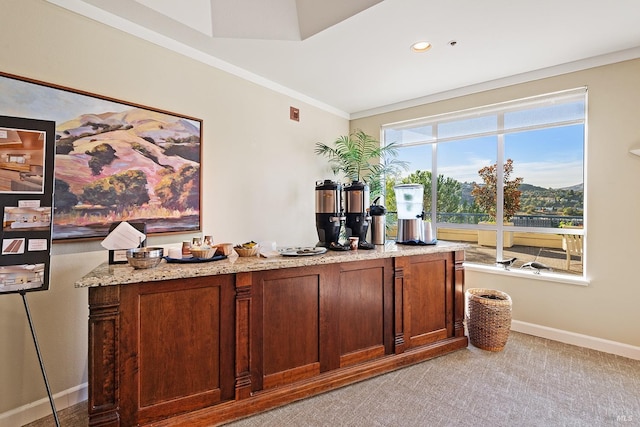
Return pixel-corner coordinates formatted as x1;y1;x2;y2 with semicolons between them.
25;332;640;426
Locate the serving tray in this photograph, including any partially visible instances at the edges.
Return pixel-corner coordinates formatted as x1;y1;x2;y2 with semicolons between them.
395;239;438;246
278;247;328;257
164;254;227;263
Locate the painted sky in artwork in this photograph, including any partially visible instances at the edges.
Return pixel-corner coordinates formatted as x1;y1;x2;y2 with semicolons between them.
0;74;202;240
0;75;200;129
0;77;129;124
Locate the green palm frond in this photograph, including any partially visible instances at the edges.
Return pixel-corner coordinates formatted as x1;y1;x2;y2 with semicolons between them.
315;129;408;197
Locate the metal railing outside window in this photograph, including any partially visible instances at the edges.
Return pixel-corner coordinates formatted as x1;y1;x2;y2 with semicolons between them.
381;87;587;278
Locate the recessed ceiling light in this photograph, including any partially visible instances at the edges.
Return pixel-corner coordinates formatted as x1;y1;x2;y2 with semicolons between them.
411;41;432;53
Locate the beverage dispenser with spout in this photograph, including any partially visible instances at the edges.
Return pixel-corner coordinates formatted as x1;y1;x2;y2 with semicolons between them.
315;180;346;249
394;183;426;243
369;197;386;245
344;180;375;249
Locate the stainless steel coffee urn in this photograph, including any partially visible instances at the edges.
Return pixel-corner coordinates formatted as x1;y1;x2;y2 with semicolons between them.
369;198;386;245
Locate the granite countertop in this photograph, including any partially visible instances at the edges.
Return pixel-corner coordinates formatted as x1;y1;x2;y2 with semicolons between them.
75;241;467;288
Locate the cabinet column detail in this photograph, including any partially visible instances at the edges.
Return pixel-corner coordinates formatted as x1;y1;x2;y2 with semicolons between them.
393;259;406;354
88;286;121;427
235;272;252;399
453;250;466;338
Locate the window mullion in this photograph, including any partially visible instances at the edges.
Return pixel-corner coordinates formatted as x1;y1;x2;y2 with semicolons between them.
496;113;505;261
383;87;586;278
412;118;585;146
431;128;438;224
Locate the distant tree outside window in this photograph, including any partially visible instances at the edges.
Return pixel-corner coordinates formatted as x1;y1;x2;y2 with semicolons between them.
382;88;586;277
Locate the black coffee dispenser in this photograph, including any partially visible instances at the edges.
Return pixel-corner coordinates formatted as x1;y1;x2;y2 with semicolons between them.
315;180;345;248
344;180;374;250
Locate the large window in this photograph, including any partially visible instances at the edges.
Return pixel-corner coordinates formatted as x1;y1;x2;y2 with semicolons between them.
382;88;586;278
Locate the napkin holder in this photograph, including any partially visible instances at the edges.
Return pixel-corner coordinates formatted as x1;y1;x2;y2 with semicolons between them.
107;222;147;264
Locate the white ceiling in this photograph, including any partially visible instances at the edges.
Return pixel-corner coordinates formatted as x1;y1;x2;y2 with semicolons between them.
48;0;640;118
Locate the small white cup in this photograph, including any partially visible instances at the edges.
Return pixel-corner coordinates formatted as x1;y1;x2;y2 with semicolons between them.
258;241;277;251
168;247;182;259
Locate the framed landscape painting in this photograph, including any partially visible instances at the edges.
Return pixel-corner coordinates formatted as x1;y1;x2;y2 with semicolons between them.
0;72;201;241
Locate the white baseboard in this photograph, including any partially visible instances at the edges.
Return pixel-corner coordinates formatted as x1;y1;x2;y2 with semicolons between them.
511;320;640;360
0;383;87;427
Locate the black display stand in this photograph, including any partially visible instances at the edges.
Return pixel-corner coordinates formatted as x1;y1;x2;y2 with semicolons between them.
0;116;58;424
0;116;55;294
21;291;60;426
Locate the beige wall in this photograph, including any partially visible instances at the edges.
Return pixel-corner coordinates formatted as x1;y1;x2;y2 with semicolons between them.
0;0;347;421
352;58;640;348
3;0;639;422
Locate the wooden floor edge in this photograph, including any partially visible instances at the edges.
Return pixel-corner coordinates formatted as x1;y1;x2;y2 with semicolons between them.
147;337;469;427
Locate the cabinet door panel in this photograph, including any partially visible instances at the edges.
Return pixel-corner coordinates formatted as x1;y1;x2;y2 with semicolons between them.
138;286;221;406
119;276;235;425
404;256;450;348
338;265;385;367
259;271;321;389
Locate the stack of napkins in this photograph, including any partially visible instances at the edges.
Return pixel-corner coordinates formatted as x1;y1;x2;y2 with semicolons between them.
101;221;147;250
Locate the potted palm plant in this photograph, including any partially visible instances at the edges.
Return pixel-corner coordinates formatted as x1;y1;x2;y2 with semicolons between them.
314;129;407;198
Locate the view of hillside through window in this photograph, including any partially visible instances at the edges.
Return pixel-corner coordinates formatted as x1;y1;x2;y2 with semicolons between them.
382;88;586;277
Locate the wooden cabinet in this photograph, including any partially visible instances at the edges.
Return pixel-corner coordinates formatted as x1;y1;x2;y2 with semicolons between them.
333;258;394;368
88;275;235;426
250;258;394;392
251;266;323;390
394;251;466;354
86;249;466;426
398;252;451;349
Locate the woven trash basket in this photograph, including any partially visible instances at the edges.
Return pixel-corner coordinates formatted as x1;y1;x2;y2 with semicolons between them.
466;288;512;352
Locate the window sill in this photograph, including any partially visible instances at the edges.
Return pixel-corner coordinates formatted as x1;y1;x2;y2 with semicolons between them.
463;262;590;286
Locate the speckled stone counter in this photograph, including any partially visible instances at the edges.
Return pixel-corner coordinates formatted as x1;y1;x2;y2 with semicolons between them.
75;240;467;288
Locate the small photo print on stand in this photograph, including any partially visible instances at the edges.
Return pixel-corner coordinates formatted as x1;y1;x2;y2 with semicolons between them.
0;127;46;195
2;238;25;255
3;206;51;232
0;263;45;293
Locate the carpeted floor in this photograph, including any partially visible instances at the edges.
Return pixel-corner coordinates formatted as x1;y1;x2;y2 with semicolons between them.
24;332;640;426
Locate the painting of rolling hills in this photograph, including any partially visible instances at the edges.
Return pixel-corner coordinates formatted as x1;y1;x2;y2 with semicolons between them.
0;72;201;240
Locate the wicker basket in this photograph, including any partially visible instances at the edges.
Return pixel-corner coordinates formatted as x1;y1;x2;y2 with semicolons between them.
466;288;512;352
234;246;259;257
189;247;216;259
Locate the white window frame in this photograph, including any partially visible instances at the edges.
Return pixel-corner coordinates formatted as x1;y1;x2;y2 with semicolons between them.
381;88;588;285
